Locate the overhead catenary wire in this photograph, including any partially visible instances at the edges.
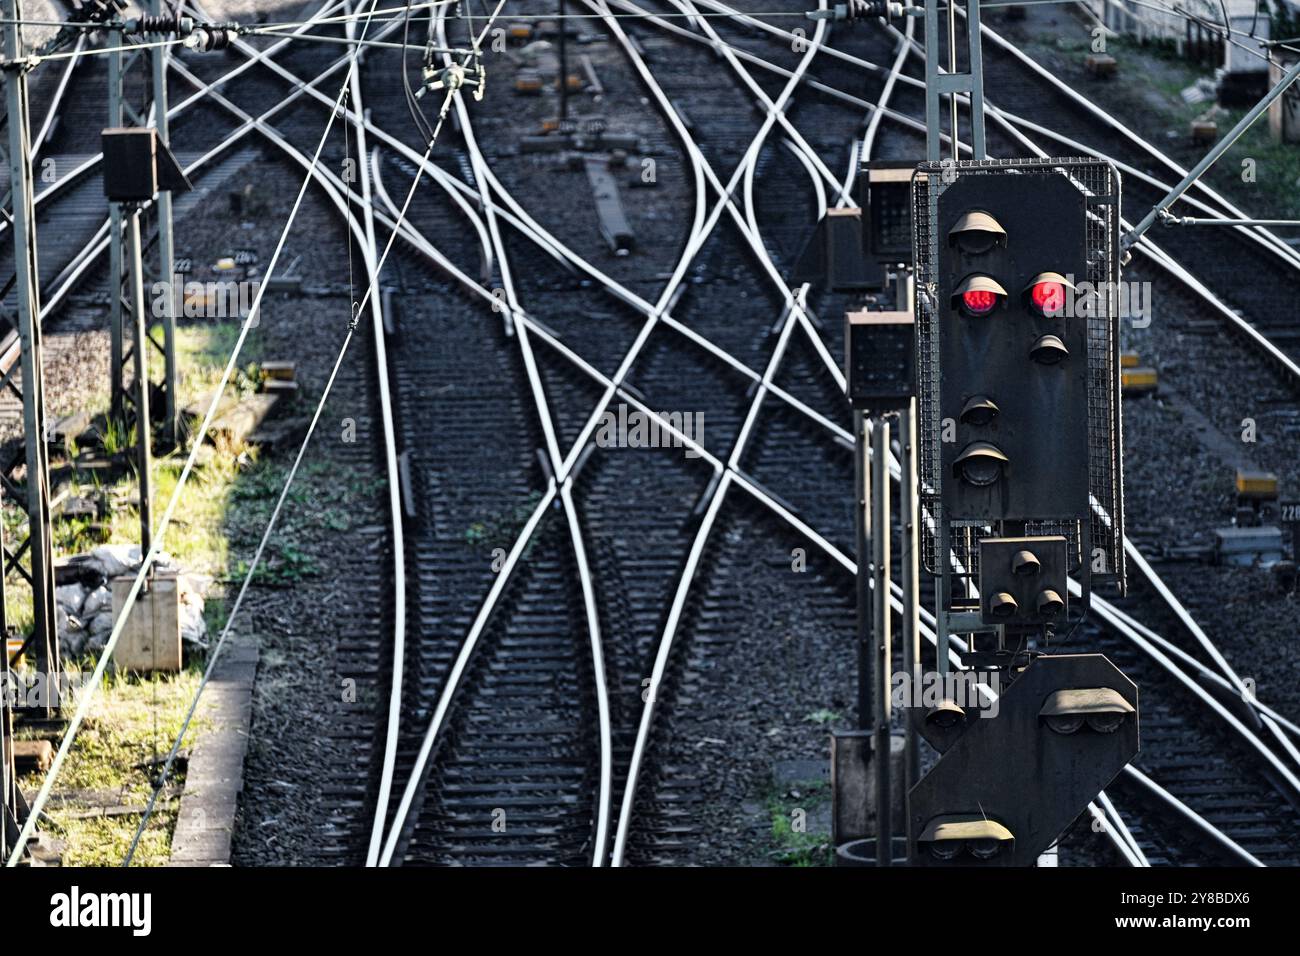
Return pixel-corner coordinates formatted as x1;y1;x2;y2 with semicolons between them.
7;0;1289;868
2;0;383;870
123;0;509;866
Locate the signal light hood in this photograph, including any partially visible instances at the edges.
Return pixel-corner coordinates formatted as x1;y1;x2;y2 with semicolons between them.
925;699;967;729
989;592;1019;618
959;395;1000;426
1030;333;1069;364
1040;688;1134;735
1024;271;1075;316
953;441;1008;486
1036;589;1065;617
1023;271;1075;295
1011;550;1041;576
952;275;1007;315
1039;688;1134;719
947;211;1007;252
918;816;1015;860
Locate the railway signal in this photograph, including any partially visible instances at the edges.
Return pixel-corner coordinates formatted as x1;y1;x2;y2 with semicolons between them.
914;158;1126;635
909;654;1138;866
898;157;1132;865
936;171;1092;526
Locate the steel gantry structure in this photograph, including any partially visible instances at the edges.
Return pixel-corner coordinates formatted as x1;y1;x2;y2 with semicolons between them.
108;0;181;449
1;0;59;716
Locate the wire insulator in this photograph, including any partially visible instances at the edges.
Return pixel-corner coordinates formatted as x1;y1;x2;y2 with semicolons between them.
844;0;889;20
186;26;235;52
124;12;194;37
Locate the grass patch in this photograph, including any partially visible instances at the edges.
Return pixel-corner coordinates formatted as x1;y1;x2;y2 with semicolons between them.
12;321;282;864
17;667;207;867
765;778;833;866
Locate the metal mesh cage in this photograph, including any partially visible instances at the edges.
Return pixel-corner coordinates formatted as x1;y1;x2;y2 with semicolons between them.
912;157;1126;594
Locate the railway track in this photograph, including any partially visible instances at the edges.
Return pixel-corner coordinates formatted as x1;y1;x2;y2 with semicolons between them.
9;0;1300;867
335;0;1300;868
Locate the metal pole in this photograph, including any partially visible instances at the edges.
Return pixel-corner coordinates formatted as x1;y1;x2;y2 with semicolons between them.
4;0;58;715
108;28;125;422
855;410;872;731
924;0;942;161
149;0;178;445
871;415;892;866
924;0;987;160
900;399;920;796
965;0;987;159
126;206;153;558
1;518;14;860
558;0;569;122
1123;53;1300;250
947;0;958;162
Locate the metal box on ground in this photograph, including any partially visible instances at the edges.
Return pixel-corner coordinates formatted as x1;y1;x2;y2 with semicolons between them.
1236;469;1278;499
830;729;905;847
110;572;182;673
1215;527;1284;566
1121;367;1158;394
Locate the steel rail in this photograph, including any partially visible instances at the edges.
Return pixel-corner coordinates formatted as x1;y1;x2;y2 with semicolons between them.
588;0;1137;866
876;20;1300;773
66;3;455;865
525;5;1258;858
559;0;833;862
1096;789;1149;865
431;1;613;869
0;0;1190;874
783;138;828;221
5;0;375;866
687;0;1300;275
189;0;1279;868
338;0;410;873
372;0;609;867
0;0;353;245
375;187;1240;865
682;7;1300;772
595;3;1300;858
975;15;1300;271
29;31;82;160
1121;765;1263;866
176;0;550;868
373;0;826;865
190;13;857;448
841;10;912;202
664;0;853;206
642;1;1300;392
123;0;421;858
642;0;1300;286
6;0;362;349
878;19;1300;280
416;16;1289;858
388;191;1266;866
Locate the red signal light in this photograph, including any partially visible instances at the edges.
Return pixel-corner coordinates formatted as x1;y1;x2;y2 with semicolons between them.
1030;280;1066;315
961;289;999;316
1024;272;1073;316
